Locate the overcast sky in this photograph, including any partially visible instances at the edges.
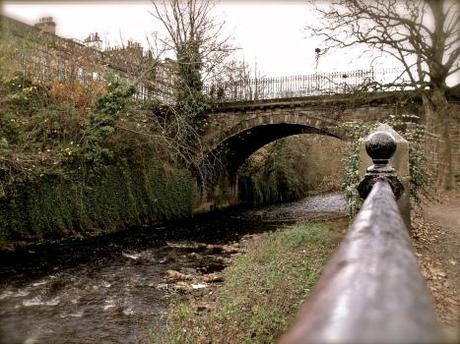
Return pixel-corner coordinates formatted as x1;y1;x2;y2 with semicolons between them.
2;0;378;76
2;1;459;84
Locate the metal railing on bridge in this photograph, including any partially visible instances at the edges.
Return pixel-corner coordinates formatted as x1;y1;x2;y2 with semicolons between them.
280;131;444;344
205;68;410;102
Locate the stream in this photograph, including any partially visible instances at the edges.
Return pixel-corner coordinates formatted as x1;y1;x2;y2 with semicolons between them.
0;193;346;344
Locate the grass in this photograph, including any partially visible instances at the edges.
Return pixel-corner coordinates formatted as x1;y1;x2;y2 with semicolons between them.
151;219;346;344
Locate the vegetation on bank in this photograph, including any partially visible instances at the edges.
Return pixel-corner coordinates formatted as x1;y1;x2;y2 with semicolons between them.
238;135;345;206
152;220;345;343
0;72;195;250
0;0;235;250
0;160;192;250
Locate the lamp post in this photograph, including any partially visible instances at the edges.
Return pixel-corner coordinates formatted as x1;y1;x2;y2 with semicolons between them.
315;48;321;95
314;47;321;72
342;73;348;93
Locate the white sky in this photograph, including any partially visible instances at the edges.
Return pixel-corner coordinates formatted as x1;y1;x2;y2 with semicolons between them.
2;0;378;76
2;1;459;84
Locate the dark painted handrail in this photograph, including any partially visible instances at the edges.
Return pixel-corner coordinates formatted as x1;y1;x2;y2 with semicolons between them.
280;131;443;344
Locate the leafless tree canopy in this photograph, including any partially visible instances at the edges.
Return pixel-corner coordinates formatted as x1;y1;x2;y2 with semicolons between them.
308;0;460;92
307;0;459;190
150;0;234;82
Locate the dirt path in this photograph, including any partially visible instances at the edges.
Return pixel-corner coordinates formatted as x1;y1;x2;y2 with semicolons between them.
412;191;460;341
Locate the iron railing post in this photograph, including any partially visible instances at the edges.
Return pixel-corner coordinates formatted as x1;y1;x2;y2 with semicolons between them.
280;131;443;344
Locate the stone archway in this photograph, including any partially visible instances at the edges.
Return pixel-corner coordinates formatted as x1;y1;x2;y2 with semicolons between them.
195;118;347;212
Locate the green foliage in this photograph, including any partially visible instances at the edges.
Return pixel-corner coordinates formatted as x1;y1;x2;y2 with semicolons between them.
81;74;136;164
239;136;344;206
0;74;50;147
153;221;343;344
0;72;99;157
174;43;210;131
0;138;9;151
342;142;363;217
0;72;137;194
341;122;378;216
341;114;431;216
0;159;193;250
385;113;431;202
238;139;308;206
0;72;196;250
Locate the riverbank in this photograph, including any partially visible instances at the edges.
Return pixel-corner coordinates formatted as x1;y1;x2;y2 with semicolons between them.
0;193;347;344
0;73;196;252
0;159;193;251
152;216;347;343
0;70;345;252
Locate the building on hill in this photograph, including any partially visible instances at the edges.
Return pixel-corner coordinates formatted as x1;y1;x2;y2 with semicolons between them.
0;14;175;103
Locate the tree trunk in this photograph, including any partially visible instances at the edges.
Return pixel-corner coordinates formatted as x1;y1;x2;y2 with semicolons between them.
422;88;455;190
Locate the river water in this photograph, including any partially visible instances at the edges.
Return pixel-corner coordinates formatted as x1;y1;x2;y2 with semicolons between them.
0;193;346;344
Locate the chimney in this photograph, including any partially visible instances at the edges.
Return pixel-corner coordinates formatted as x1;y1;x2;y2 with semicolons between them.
126;40;143;58
84;32;102;50
35;16;56;35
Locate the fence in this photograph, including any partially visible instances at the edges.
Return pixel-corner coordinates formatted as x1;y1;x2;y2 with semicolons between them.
205;68;409;102
280;131;443;344
7;43;412;106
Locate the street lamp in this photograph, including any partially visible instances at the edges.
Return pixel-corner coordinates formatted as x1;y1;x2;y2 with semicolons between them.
315;47;321;72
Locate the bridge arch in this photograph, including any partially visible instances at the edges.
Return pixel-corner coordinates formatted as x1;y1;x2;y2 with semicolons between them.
203;112;348;175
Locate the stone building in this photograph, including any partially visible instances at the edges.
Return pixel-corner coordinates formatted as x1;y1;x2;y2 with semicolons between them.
0;14;175;103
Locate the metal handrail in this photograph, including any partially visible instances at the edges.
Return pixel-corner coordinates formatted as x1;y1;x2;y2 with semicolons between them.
280;131;443;344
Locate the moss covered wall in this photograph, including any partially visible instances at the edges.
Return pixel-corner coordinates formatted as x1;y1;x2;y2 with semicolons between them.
0;160;193;250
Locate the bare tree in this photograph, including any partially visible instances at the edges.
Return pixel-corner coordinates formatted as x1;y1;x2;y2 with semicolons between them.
148;0;236;187
308;0;459;190
150;0;234;119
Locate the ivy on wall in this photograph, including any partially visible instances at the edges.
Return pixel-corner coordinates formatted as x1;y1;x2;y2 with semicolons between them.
0;160;193;250
0;72;194;250
341;115;430;217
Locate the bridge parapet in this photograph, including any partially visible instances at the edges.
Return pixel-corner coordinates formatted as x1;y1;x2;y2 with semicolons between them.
281;130;443;344
205;68;409;103
202;101;401;153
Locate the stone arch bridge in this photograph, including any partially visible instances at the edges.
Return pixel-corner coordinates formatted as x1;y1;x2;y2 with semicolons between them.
195;93;418;211
202;93;413;174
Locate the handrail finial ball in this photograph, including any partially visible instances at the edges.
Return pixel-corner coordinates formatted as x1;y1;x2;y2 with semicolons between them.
365;131;397;167
358;131;403;199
